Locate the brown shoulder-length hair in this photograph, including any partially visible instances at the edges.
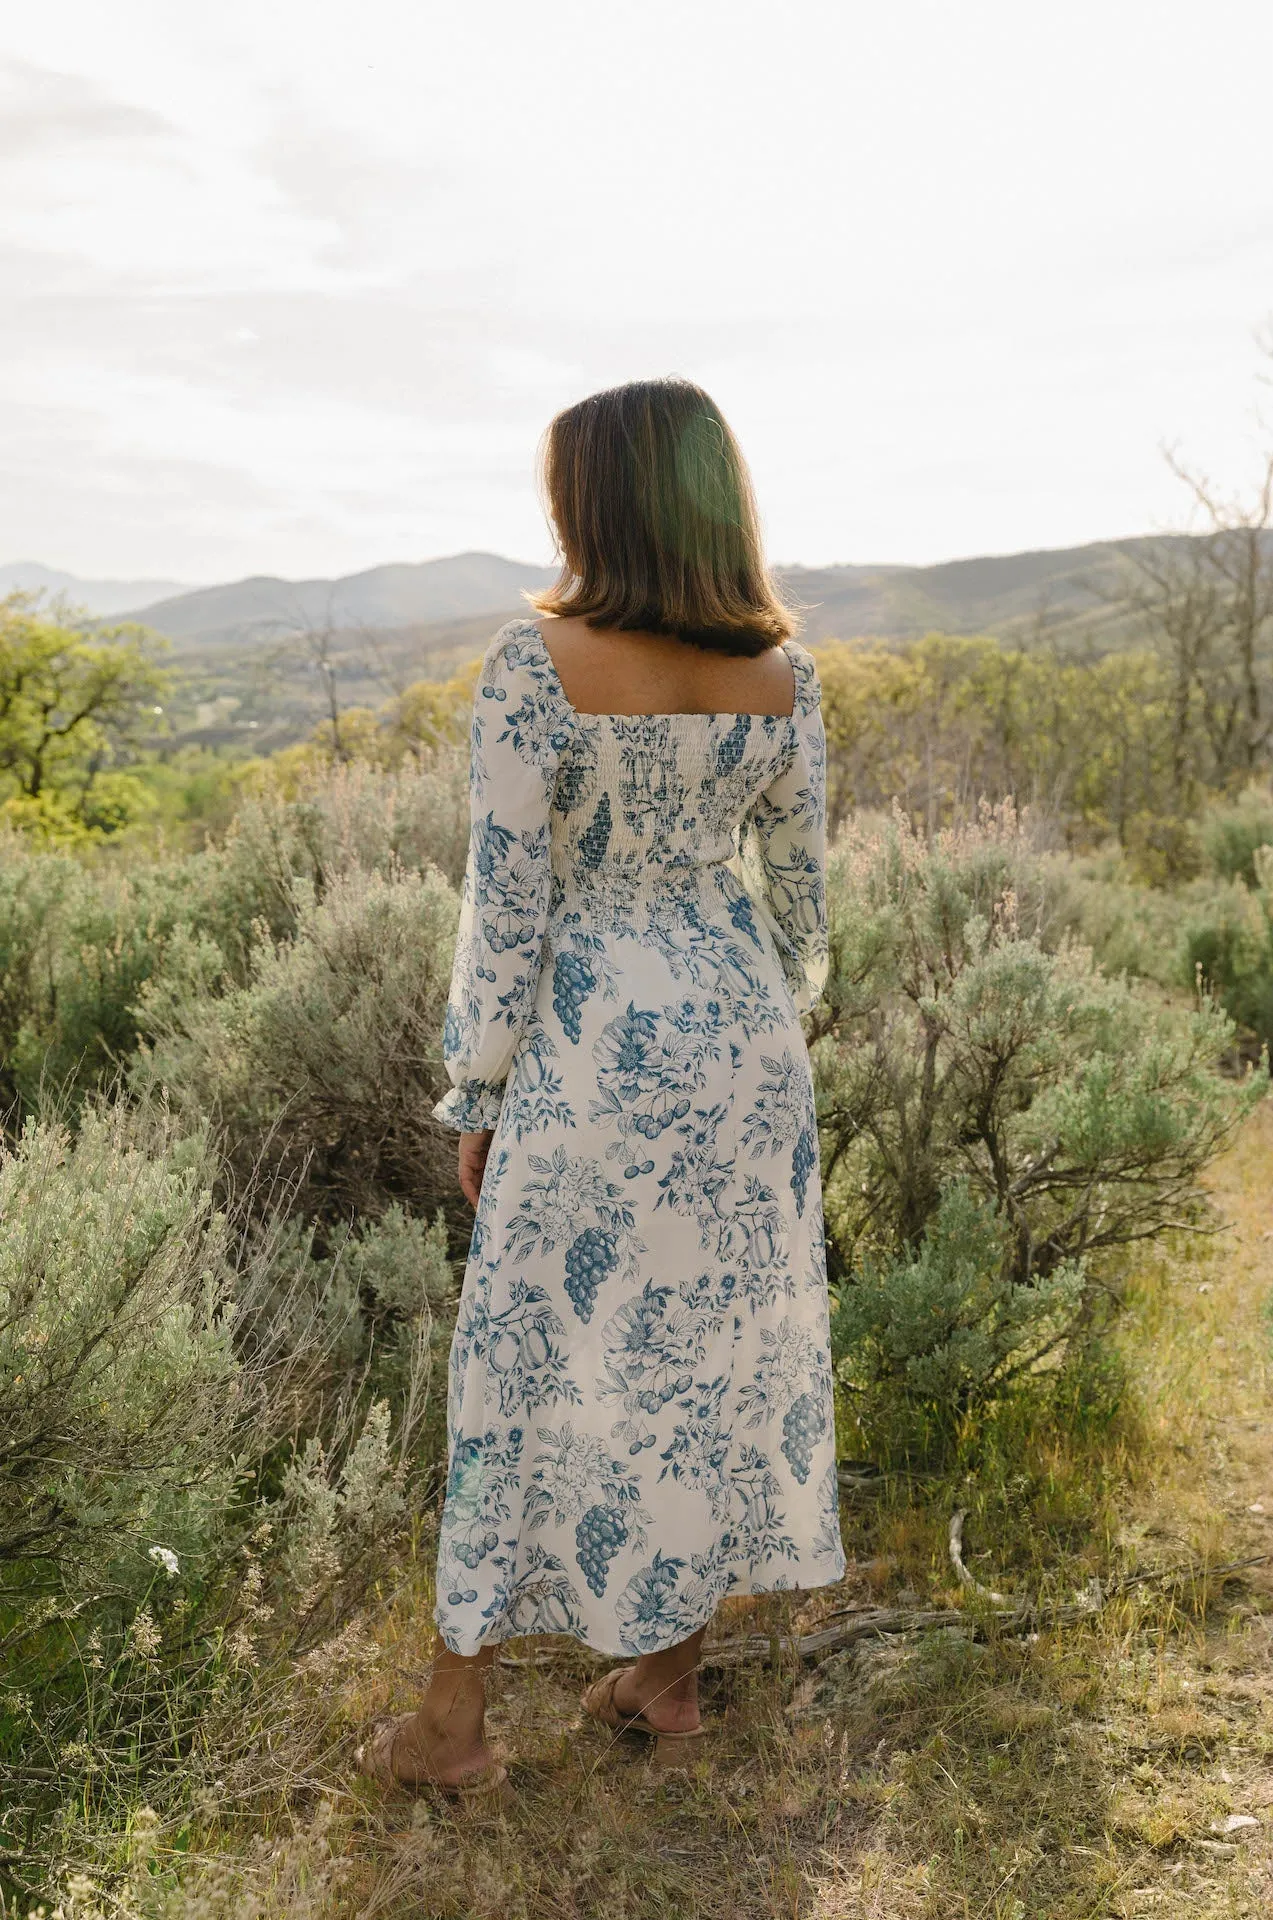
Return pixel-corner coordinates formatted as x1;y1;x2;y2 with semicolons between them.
528;378;796;656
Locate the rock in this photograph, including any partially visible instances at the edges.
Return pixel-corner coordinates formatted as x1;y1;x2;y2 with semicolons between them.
1215;1813;1260;1835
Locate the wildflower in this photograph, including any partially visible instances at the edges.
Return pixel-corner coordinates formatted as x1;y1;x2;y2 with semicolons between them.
148;1544;180;1578
227;1624;259;1667
128;1608;162;1660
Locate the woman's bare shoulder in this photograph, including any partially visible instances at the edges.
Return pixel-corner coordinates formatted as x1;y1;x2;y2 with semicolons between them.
537;615;796;716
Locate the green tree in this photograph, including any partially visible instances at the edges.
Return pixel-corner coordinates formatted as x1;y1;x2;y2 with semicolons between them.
0;593;170;836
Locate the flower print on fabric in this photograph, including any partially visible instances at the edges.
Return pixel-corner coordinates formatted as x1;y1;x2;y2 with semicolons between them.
433;620;844;1656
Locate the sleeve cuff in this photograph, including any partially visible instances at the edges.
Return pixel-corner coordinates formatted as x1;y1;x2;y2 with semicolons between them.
432;1079;507;1133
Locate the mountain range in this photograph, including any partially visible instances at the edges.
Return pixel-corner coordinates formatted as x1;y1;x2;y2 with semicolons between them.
2;539;1177;648
0;537;1214;749
0;560;193;617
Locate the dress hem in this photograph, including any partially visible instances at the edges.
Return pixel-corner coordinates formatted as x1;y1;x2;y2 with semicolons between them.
434;1558;849;1660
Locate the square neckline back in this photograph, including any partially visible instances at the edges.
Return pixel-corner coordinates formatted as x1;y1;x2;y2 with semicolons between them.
524;618;801;725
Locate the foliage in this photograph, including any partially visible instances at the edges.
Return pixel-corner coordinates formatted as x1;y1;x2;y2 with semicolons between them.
0;595;170;842
0;1101;452;1890
257;663;476;792
1113;456;1273;796
132;862;460;1220
1183;843;1273;1057
0;756;470;1132
1200;782;1273;886
814;804;1265;1449
830;1179;1087;1445
815;634;1194;862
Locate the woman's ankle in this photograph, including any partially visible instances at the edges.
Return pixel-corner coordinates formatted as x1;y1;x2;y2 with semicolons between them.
616;1661;701;1731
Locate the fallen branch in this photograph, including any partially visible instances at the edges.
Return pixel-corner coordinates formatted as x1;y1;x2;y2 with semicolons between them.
698;1553;1270;1669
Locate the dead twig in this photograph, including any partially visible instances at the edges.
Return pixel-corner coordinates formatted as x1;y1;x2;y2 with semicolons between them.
948;1507;1008;1604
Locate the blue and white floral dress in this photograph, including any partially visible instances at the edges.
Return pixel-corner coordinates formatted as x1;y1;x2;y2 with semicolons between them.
432;618;844;1656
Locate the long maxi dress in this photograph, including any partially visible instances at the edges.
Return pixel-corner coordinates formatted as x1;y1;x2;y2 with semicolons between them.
431;618;845;1657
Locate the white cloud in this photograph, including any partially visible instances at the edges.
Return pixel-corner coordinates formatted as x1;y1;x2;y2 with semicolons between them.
1;0;1271;578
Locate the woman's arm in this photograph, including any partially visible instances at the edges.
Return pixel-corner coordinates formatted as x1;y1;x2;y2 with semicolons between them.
744;644;829;1015
433;627;569;1140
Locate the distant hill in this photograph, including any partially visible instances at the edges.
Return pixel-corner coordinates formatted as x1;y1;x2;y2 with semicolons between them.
0;561;193;618
778;536;1213;649
121;551;558;653
13;533;1264;751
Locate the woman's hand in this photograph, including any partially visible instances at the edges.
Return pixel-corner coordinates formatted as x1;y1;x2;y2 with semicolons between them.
458;1129;495;1209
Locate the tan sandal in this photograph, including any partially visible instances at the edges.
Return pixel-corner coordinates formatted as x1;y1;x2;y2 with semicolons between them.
581;1667;708;1769
354;1711;512;1805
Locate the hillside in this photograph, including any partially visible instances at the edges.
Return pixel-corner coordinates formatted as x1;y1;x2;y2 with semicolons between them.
10;533;1257;749
0;561;192;618
119;550;558;652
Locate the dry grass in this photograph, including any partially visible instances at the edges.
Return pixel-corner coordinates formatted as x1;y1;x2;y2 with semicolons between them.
55;1102;1273;1920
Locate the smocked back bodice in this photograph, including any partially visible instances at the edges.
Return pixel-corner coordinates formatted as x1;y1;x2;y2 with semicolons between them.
496;622;818;925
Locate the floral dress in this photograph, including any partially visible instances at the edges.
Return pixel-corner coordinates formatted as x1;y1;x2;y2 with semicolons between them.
431;618;844;1656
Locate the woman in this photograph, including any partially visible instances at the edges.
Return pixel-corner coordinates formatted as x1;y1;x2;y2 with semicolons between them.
357;377;844;1799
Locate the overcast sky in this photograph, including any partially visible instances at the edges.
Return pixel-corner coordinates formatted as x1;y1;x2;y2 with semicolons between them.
3;0;1271;584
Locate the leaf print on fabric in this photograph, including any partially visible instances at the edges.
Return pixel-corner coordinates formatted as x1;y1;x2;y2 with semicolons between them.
655;1102;736;1244
472;814;551;954
614;724;687;841
503;1543;587;1638
597;1274;732;1456
812;1461;845;1562
737;1318;826;1429
503;1010;576;1140
431;622;844;1658
441;1425;525;1569
724;879;764;952
742;1050;810;1158
716;1174;793;1311
658;1372;735;1520
590;996;729;1162
729;1443;799;1563
481;1277;581;1416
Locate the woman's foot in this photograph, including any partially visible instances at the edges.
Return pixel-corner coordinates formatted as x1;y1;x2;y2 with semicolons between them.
607;1624;708;1735
362;1643;500;1790
383;1703;498;1789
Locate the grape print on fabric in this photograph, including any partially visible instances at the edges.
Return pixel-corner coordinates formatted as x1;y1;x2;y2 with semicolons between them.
433;620;845;1655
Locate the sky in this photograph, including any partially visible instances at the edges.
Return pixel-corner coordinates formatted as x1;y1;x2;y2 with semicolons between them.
2;0;1272;585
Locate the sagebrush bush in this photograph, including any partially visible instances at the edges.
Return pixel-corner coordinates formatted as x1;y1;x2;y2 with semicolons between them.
1183;843;1273;1056
816;805;1265;1450
0;1101;453;1892
0;756;471;1133
1200;784;1273;887
133;862;460;1220
0;1105;236;1598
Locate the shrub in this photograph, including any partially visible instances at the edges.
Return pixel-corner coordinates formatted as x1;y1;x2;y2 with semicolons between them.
0;1101;451;1893
132;863;460;1221
0;756;472;1137
815;805;1264;1452
1200;785;1273;887
830;1180;1088;1451
1183;844;1273;1057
